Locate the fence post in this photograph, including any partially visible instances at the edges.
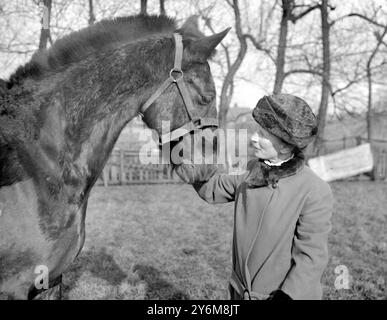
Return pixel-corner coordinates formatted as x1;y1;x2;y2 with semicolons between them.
120;150;125;185
110;150;118;184
103;166;109;187
371;149;383;180
128;165;133;182
168;167;173;180
377;150;387;180
158;165;163;180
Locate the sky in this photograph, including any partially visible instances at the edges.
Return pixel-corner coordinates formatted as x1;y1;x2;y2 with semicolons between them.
0;0;386;115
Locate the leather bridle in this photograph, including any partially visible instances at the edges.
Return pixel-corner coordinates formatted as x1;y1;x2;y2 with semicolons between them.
140;33;219;145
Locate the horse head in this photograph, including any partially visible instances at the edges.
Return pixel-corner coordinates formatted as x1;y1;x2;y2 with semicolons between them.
140;16;230;166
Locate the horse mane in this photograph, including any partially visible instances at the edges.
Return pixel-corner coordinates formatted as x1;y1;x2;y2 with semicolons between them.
6;14;177;87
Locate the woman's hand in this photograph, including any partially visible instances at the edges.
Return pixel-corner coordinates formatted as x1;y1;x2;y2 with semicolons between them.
267;290;292;300
173;163;218;184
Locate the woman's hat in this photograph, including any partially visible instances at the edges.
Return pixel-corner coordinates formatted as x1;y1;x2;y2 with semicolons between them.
252;94;318;149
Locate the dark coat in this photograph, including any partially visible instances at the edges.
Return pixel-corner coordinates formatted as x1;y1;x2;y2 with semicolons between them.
194;165;333;300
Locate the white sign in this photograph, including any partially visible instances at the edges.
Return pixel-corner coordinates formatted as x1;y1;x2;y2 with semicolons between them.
308;143;374;182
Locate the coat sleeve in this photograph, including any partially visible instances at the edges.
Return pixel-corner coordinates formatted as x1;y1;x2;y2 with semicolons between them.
280;182;334;300
193;172;246;204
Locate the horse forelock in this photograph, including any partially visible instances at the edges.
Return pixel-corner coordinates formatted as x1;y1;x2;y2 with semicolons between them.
7;14;177;87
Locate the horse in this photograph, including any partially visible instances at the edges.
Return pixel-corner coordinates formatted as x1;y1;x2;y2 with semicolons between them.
0;14;229;299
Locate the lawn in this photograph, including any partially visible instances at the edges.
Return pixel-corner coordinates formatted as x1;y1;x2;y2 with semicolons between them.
62;181;387;300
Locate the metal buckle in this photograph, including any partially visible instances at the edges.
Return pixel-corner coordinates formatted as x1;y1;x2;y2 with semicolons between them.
169;68;183;83
193;118;202;127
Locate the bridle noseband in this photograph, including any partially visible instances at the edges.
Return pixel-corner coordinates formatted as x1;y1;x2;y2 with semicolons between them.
140;33;219;145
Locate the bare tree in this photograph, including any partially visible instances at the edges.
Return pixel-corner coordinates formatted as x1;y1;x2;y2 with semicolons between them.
141;0;147;15
197;3;237;128
88;0;96;25
366;28;387;142
197;0;249;128
342;11;387;141
273;0;319;94
38;0;52;50
273;0;292;95
217;0;248;128
314;0;331;155
199;0;319;127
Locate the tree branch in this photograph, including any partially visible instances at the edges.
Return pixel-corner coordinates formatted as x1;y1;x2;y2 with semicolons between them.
284;69;323;78
243;34;275;63
347;13;387;28
290;4;320;23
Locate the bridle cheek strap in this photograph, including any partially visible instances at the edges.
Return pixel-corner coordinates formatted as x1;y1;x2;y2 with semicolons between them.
140;76;175;114
140;33;219;145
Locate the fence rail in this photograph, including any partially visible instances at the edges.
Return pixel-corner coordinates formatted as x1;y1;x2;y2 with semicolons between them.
96;149;180;186
98;137;387;185
313;137;387;180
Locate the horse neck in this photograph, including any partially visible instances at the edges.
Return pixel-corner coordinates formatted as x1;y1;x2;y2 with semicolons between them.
43;37;174;196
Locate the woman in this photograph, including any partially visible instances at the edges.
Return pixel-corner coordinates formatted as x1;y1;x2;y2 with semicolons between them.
174;94;334;300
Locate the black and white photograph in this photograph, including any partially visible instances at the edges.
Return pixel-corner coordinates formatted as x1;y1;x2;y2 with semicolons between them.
0;0;386;304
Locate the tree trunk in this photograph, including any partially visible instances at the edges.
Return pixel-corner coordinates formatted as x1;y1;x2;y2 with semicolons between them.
140;0;147;15
159;0;166;16
88;0;96;25
218;0;248;128
366;63;375;180
314;0;331;155
38;0;52;50
366;27;387;142
366;65;372;142
365;27;387;180
219;72;239;128
273;0;291;94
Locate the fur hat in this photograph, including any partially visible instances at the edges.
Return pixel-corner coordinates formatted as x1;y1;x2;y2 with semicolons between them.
252;94;318;149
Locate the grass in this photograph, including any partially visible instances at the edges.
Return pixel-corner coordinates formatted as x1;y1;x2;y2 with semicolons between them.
322;181;387;300
62;181;387;300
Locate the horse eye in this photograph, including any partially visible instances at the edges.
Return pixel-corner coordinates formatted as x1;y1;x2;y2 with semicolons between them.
198;94;214;105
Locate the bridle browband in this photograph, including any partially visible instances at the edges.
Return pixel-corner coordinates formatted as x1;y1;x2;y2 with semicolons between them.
140;33;219;145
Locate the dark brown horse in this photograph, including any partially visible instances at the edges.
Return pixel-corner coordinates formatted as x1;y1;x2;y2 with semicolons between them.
0;15;228;299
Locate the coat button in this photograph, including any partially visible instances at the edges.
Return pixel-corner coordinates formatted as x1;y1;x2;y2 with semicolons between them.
272;182;278;188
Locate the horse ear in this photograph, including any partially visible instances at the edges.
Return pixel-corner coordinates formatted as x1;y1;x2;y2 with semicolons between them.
188;28;231;61
180;15;200;36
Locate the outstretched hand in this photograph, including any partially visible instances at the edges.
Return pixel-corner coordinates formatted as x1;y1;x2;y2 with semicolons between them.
173;163;219;184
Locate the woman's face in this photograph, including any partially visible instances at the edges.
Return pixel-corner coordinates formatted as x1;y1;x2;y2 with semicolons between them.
250;123;282;161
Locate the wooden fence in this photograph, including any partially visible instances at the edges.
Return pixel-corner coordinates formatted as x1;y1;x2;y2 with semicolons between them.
313;137;387;180
98;137;387;186
96;149;180;186
374;148;387;180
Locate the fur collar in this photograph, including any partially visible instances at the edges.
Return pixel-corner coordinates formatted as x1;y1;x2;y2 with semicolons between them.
245;151;305;188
